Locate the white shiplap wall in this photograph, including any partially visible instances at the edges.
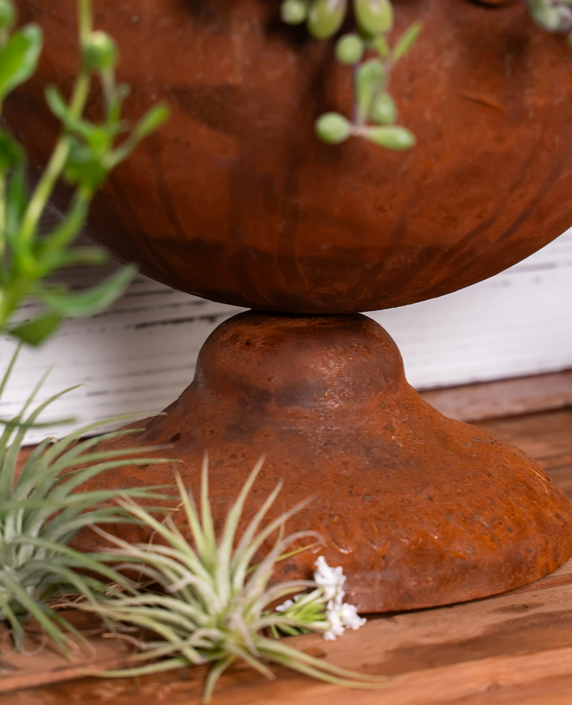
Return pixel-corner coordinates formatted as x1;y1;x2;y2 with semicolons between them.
2;227;572;443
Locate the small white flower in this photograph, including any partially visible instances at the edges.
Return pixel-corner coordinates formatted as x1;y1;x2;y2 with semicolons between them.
275;593;302;613
323;606;345;641
314;555;346;604
338;602;367;631
314;556;367;641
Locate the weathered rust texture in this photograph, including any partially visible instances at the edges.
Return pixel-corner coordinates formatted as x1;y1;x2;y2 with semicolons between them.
12;0;572;609
77;312;572;612
8;0;572;313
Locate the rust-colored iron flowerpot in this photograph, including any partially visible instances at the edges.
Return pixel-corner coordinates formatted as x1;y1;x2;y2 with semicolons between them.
76;311;572;612
9;0;572;610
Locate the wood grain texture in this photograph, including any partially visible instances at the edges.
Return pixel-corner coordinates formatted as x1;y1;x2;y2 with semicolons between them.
421;370;572;422
4;389;572;703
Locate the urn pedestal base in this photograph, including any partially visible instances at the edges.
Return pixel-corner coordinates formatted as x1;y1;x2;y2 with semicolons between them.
81;311;572;612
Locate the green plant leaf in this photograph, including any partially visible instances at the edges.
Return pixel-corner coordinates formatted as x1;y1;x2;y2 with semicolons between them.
133;104;171;140
0;24;43;100
46;85;119;148
315;112;352;144
307;0;347;39
4;159;28;239
354;0;393;36
393;22;422;62
9;314;61;346
0;129;21;171
107;104;171;169
44;84;72;124
372;34;389;57
63;141;108;190
356;58;384;123
281;0;309;25
0;0;16;31
335;34;365;65
38;265;135;317
364;124;416;150
47;247;108;268
369;92;396;124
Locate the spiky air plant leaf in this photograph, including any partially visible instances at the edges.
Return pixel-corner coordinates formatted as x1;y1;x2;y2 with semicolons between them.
68;458;391;703
0;347;175;655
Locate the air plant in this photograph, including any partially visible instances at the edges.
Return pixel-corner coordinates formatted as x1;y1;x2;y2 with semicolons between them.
70;458;390;703
0;348;174;655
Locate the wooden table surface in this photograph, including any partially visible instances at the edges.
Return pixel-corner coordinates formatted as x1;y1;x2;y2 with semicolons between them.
3;383;572;705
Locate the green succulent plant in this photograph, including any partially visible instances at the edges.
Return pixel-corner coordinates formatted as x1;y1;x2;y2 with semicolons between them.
69;459;389;703
0;0;169;347
0;348;174;655
281;0;572;151
280;0;421;151
527;0;572;38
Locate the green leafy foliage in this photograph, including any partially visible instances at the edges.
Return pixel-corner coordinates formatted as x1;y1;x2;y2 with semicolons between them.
37;266;136;318
0;0;15;31
0;24;42;101
0;348;175;654
9;313;61;346
0;0;170;347
68;459;389;703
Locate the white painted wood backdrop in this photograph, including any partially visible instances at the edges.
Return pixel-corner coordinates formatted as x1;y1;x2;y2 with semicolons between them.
2;227;572;443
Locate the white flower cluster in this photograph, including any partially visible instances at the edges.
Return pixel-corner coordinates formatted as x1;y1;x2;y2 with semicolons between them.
313;556;366;641
275;556;366;640
275;594;301;612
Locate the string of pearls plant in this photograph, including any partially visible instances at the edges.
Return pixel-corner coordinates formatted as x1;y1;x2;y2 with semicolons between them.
526;0;572;40
281;0;420;151
280;0;572;151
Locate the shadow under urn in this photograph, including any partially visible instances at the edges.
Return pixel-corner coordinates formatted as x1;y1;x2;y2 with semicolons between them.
80;311;572;613
10;0;572;609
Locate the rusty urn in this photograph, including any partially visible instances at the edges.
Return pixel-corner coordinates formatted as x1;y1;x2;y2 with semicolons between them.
9;0;572;611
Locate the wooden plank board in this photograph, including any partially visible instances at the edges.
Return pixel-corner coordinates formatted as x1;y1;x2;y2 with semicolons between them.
477;409;572;461
4;389;572;703
421;370;572;422
4;575;572;704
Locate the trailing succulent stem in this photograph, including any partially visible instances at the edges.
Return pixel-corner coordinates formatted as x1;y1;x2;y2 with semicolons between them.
281;0;419;150
281;0;572;151
0;0;169;347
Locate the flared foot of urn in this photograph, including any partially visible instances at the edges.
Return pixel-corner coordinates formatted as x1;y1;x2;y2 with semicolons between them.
80;311;572;612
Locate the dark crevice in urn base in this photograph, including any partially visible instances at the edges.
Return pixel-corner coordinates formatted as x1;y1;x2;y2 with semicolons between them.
77;311;572;613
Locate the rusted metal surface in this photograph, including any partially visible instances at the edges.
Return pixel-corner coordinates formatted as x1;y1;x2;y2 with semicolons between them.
77;312;572;612
11;0;572;609
8;0;572;313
